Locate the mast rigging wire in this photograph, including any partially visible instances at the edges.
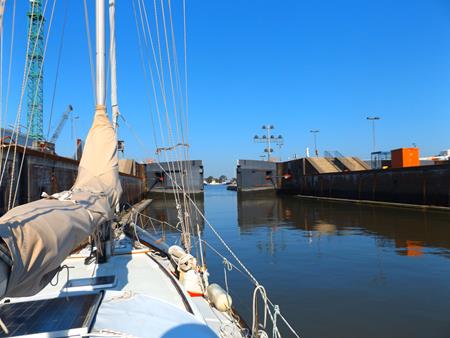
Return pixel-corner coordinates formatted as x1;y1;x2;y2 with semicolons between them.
169;0;201;257
0;0;4;150
4;0;45;209
2;0;40;183
160;0;195;252
83;0;96;102
0;1;297;334
135;0;191;250
130;0;158;151
166;0;197;232
139;0;183;180
116;1;301;333
10;0;57;209
120;17;301;335
46;1;69;140
0;0;16;183
1;0;15;143
0;0;5;170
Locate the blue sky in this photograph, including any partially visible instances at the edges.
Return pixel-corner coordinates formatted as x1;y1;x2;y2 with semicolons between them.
2;0;450;177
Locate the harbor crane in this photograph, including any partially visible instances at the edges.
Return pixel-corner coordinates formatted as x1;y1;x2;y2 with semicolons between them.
27;0;45;141
49;105;73;144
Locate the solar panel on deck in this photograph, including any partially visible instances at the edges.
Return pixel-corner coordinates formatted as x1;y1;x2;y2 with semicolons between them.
0;293;102;337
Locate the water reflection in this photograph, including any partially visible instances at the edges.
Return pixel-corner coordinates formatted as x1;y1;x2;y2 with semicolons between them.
233;191;450;337
143;186;450;338
237;194;450;258
142;197;205;245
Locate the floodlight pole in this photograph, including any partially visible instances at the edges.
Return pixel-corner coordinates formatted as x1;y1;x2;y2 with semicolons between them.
266;125;272;161
367;116;380;153
310;130;319;157
253;124;283;161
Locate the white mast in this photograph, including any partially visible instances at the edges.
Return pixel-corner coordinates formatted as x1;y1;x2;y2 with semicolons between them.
96;0;106;107
109;0;119;130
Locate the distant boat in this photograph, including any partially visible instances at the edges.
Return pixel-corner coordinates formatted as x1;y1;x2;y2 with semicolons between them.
205;180;227;186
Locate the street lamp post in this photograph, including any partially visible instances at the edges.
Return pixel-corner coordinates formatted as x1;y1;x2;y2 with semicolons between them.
366;116;380;153
71;115;79;140
71;115;80;158
310;130;319;157
254;125;284;161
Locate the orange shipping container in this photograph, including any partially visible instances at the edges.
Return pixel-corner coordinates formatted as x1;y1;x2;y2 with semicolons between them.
391;148;420;168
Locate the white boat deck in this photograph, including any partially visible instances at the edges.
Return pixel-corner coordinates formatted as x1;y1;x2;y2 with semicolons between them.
1;235;245;337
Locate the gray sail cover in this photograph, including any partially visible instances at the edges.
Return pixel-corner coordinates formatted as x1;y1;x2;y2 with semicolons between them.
0;106;122;297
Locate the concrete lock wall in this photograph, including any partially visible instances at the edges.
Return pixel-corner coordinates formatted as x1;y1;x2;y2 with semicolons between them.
277;161;450;207
145;160;204;195
237;160;277;192
120;173;145;206
0;151;22;213
26;152;78;203
0;146;145;215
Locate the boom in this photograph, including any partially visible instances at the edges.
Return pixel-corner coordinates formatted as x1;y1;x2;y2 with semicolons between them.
49;105;73;144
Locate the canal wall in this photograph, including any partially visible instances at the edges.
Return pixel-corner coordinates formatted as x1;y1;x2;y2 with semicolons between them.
236;159;277;192
0;145;144;215
277;159;450;207
145;160;204;196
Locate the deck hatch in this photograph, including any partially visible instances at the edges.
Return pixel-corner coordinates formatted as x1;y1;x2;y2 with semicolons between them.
0;293;102;337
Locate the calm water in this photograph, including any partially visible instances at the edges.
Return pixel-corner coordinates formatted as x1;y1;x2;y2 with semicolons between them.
146;186;450;338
